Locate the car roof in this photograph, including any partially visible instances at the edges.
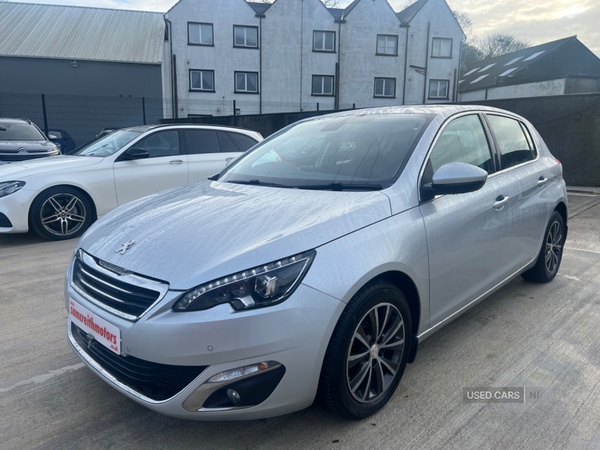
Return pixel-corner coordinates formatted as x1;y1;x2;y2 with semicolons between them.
307;105;525;122
121;123;261;136
0;118;32;124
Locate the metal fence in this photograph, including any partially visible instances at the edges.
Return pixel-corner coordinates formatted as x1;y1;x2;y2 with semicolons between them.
0;93;360;148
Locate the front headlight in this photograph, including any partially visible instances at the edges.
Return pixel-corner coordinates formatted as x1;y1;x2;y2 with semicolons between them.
173;250;316;312
0;181;26;198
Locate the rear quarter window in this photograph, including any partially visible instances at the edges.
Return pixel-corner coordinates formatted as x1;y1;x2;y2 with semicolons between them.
228;132;258;152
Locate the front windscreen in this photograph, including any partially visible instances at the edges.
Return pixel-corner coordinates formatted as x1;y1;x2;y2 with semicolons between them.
76;130;143;157
219;114;432;190
0;122;46;141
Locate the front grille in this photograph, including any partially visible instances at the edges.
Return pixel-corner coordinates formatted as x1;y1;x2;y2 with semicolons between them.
71;251;166;320
0;213;12;228
0;153;53;161
72;323;207;401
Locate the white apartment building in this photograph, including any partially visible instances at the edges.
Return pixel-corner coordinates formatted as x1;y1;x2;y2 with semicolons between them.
162;0;465;117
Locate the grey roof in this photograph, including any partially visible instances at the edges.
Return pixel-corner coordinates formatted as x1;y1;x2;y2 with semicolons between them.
459;36;577;92
247;2;271;15
396;0;428;24
341;0;361;18
327;8;344;21
0;2;165;64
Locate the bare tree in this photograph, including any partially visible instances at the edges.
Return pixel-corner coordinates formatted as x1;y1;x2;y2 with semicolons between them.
477;32;530;60
461;42;484;66
452;10;472;39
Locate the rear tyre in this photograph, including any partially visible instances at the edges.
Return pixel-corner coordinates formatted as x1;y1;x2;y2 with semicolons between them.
30;186;93;241
521;211;565;283
318;280;412;420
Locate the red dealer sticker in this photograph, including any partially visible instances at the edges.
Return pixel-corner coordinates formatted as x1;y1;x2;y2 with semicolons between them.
69;299;121;355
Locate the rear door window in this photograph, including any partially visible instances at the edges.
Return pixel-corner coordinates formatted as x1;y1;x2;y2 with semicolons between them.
428;114;494;174
486;115;535;170
184;129;221;154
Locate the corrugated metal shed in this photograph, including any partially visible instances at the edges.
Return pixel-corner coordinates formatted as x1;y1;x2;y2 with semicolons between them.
0;2;165;64
459;36;577;92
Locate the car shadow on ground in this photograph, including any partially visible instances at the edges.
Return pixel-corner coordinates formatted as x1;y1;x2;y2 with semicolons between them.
0;232;49;247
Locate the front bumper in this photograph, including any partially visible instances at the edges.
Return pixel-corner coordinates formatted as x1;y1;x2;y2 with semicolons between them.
65;262;345;420
0;188;36;233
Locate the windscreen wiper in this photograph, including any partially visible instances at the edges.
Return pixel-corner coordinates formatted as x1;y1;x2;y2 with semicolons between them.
295;182;383;191
226;179;292;188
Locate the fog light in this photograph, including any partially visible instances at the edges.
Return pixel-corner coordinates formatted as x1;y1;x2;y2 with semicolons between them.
207;361;279;383
227;389;241;405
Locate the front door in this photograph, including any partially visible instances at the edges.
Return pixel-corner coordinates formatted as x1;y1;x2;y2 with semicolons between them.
114;130;188;206
419;113;518;327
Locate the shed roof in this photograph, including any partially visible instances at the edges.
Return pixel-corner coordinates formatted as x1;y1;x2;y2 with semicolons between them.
459;36;578;92
0;2;165;64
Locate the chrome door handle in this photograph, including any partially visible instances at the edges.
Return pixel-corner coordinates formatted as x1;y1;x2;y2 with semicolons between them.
169;159;184;165
225;157;234;162
493;195;509;210
537;176;548;187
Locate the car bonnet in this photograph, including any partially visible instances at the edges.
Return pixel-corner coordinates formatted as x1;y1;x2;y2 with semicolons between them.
78;180;392;290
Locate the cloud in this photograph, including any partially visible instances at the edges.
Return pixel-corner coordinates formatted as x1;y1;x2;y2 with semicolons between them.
390;0;600;56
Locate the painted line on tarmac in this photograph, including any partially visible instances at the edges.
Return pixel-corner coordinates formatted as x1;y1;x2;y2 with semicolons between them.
564;247;600;255
0;363;85;393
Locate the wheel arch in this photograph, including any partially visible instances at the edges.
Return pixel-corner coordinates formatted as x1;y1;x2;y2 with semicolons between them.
555;201;567;226
339;270;422;364
28;184;98;226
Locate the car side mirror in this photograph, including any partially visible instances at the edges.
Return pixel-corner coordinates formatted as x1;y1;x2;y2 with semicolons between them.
123;147;149;160
48;134;58;141
427;162;488;195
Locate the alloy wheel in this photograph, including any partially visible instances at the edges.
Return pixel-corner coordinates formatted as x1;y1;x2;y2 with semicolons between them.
346;302;405;403
545;220;563;274
40;193;87;237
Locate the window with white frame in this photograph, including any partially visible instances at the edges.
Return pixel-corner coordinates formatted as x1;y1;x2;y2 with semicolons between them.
429;79;449;99
431;38;452;58
234;26;258;48
374;78;396;98
313;31;335;52
312;75;334;96
377;35;398;56
188;22;213;46
189;70;215;91
235;72;259;93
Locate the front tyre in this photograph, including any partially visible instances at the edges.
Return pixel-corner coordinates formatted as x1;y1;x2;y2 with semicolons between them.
319;280;412;420
30;187;93;241
522;211;565;283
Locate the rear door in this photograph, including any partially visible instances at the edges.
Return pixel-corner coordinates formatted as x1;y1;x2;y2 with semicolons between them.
114;129;188;205
184;129;259;183
184;129;226;183
483;114;549;266
419;113;518;326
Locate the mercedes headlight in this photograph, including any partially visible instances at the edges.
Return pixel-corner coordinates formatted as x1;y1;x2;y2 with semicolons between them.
0;181;26;198
173;250;316;312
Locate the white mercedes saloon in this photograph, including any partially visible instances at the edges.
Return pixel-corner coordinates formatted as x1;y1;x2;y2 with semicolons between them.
0;124;262;240
66;106;567;421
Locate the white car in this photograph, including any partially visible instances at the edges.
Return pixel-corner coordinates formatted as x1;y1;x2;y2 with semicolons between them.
0;124;262;240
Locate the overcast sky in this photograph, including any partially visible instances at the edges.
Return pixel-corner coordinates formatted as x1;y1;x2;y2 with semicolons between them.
6;0;599;56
